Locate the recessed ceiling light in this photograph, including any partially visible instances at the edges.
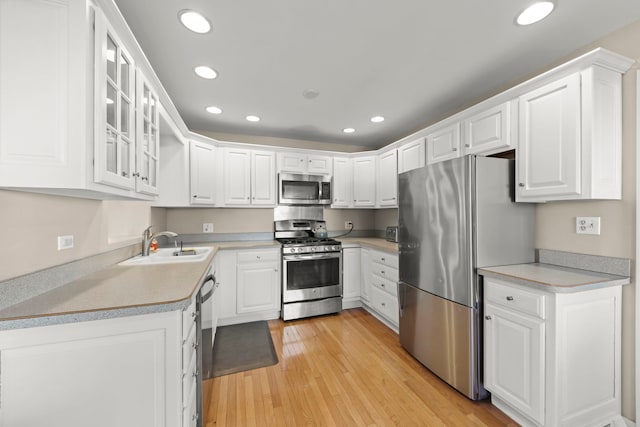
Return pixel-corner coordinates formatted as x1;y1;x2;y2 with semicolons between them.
194;66;218;79
246;115;260;122
302;89;320;99
205;106;222;115
343;128;355;134
516;2;554;26
178;10;211;34
370;116;385;123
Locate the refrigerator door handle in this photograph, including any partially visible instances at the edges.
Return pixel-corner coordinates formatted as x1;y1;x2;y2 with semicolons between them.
398;282;405;316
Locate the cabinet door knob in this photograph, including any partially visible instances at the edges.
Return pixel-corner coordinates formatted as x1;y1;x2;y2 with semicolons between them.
506;296;514;301
485;315;492;320
518;183;525;187
452;147;457;152
193;195;197;198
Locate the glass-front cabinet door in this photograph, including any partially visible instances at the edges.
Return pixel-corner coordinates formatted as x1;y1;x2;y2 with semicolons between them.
135;72;159;195
94;9;136;190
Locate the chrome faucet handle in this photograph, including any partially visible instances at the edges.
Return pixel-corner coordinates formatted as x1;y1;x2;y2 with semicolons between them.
143;225;153;238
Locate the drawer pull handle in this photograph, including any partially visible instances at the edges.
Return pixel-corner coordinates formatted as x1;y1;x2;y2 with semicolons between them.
381;302;386;307
485;315;492;320
381;270;385;275
381;257;386;262
506;296;514;301
380;283;385;288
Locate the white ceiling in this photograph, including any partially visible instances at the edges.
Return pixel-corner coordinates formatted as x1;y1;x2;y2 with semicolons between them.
114;0;640;148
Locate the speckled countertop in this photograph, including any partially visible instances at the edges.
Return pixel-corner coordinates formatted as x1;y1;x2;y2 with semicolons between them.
479;263;630;293
338;237;398;254
0;240;282;328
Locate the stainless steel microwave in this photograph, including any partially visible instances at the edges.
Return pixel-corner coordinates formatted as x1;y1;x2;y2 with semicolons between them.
278;173;332;205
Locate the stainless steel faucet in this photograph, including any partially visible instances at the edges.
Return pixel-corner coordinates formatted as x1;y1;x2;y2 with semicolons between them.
142;226;178;256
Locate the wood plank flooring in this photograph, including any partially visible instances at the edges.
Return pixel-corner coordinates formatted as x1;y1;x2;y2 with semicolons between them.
203;308;517;426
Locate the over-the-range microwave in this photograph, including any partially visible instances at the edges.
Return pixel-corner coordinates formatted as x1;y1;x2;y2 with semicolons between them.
278;173;332;205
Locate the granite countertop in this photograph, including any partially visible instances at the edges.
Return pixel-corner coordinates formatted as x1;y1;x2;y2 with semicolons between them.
0;247;219;324
479;263;630;293
338;237;399;254
0;240;286;329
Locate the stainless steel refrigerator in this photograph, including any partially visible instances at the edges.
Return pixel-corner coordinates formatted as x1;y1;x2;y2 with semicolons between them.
398;155;535;400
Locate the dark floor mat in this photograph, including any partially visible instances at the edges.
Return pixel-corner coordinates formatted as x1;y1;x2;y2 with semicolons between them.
209;321;278;377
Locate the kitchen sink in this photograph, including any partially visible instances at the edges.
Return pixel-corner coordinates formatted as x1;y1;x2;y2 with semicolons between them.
119;247;213;266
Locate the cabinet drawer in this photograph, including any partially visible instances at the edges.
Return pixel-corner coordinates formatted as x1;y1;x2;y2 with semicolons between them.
237;249;279;263
371;262;399;282
485;279;545;319
369;285;399;325
370;251;398;269
371;275;397;297
182;349;198;404
182;324;197;371
183;379;198;427
182;297;197;338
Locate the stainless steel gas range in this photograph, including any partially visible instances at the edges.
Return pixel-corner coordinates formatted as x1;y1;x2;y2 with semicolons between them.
274;207;343;321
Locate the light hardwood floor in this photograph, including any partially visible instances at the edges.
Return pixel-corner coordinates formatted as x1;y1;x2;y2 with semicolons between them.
203;308;517;426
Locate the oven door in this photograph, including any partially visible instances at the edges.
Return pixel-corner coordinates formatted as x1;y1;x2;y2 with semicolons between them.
282;252;342;303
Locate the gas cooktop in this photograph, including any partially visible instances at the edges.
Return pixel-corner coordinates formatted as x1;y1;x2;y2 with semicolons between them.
277;237;341;246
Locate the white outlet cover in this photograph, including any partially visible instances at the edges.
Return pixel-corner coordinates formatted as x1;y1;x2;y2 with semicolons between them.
57;235;74;250
576;217;601;235
203;223;214;233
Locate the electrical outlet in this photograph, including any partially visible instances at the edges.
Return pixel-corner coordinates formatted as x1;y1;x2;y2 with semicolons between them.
576;217;601;235
345;220;353;229
57;235;74;250
203;223;214;233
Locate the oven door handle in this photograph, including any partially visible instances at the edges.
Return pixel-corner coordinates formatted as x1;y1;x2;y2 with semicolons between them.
283;253;341;261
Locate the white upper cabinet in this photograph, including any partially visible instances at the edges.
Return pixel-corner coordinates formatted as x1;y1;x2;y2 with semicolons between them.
0;2;164;200
462;101;513;156
426;122;461;164
135;72;160;195
332;156;353;208
251;150;277;205
223;148;276;207
189;141;216;205
398;138;426;173
377;149;397;207
352;155;376;207
517;66;624;202
277;152;332;175
223;148;251;205
94;10;136;191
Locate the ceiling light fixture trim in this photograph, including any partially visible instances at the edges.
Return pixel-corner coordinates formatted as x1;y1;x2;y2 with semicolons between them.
516;1;555;26
246;115;261;122
194;66;218;79
178;10;211;34
370;116;385;123
343;128;355;134
205;106;222;114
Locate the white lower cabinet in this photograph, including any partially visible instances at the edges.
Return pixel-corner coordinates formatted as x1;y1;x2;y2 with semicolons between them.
0;310;186;427
215;247;282;325
360;248;371;303
236;250;280;314
483;277;623;427
362;249;399;330
342;247;362;308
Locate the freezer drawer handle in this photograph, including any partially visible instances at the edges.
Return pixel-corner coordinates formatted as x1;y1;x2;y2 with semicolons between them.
485;315;492;320
506;296;514;301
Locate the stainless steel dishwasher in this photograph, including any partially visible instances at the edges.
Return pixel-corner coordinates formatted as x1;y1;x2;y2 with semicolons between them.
195;266;216;427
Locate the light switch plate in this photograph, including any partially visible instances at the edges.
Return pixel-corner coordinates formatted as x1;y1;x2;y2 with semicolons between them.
203;223;214;233
576;217;601;235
